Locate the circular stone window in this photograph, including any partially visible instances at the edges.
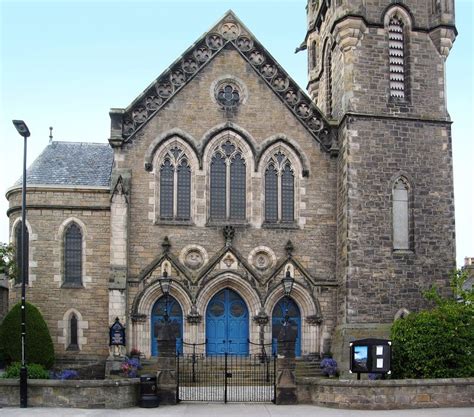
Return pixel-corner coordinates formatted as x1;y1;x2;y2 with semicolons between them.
216;83;240;108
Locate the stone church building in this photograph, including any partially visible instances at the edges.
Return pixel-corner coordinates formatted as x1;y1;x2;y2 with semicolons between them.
6;0;457;369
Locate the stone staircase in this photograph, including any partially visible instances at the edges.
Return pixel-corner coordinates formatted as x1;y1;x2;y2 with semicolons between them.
295;358;323;378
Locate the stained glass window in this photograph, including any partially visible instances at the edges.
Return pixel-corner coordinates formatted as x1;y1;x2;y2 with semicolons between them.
281;164;294;222
64;223;82;285
177;159;191;220
265;165;278;222
210;153;227;220
160;159;174;219
230;153;246;220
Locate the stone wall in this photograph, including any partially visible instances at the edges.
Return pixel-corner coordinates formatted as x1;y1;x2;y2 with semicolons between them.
297;377;474;409
6;186;111;360
0;378;139;408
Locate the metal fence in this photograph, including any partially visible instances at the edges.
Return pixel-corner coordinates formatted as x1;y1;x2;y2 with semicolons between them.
177;340;276;403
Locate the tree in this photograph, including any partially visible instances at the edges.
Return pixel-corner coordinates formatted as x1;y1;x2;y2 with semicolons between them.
0;242;17;281
391;270;474;378
0;302;55;369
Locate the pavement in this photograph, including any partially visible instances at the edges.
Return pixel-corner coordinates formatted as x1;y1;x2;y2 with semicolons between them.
0;404;473;417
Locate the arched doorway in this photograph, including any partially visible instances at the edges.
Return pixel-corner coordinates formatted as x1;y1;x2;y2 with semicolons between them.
151;296;183;356
272;296;301;356
206;288;249;355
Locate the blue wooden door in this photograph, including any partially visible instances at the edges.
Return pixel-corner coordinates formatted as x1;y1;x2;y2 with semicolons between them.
206;289;249;355
151;296;183;356
272;296;301;357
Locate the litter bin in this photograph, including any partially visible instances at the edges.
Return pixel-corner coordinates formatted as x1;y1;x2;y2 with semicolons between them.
139;374;159;408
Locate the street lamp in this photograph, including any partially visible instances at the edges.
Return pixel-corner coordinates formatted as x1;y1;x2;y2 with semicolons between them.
159;271;171;323
12;120;30;408
281;270;294;326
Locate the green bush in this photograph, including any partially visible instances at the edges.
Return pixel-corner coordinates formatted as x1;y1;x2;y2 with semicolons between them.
2;362;50;379
0;302;55;369
391;270;474;379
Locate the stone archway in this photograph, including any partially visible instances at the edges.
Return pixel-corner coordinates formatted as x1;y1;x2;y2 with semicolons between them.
131;280;193;358
195;273;261;349
264;283;321;356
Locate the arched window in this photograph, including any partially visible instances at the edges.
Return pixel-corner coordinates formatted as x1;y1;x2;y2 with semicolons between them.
264;151;295;224
210;140;246;221
15;221;29;284
159;145;191;221
388;15;405;99
64;223;82;285
392;177;411;250
68;314;79;350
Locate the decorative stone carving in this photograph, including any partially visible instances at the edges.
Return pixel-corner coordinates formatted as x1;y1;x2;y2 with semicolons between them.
206;33;224;50
162;236;171;254
220;252;237;269
220;22;240;40
236;36;253;52
253;310;269;326
180;245;208;271
145;95;163;110
170;71;185;86
187;305;202;324
157;82;173;97
285;240;294;257
194;46;211;62
182;58;198;74
117;11;334;154
429;27;456;59
248;246;276;272
132;106;147;123
248;49;265;66
223;225;235;246
306;314;323;325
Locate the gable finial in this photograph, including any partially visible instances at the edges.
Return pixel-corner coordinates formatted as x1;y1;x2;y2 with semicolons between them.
49;126;53;143
285;240;294;257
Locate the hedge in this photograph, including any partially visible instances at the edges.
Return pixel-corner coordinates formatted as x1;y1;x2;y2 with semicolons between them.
0;302;55;369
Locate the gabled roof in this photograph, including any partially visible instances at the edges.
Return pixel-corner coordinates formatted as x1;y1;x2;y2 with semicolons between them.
14;141;113;188
110;10;335;153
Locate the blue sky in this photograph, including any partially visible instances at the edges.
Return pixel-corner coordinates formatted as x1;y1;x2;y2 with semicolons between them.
0;0;472;266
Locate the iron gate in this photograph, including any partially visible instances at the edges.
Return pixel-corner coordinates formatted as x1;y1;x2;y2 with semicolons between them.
177;341;276;403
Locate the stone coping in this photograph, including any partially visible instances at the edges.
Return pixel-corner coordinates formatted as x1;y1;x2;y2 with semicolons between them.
0;378;139;387
298;376;474;387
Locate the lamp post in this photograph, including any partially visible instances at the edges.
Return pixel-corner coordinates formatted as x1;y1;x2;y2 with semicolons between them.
159;271;171;323
281;270;294;326
12;120;30;408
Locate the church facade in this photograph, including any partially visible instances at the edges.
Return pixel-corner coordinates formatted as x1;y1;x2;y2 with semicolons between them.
6;0;457;369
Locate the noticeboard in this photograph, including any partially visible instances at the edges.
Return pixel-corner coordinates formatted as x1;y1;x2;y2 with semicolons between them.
349;338;391;375
109;317;126;346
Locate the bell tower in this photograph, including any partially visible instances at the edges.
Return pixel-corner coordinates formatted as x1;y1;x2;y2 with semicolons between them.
305;0;457;370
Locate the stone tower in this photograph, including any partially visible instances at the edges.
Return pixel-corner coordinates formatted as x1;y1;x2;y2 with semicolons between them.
305;0;457;368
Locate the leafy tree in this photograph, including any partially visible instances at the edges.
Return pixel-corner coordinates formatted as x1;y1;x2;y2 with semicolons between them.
0;242;17;280
391;270;474;378
0;302;55;369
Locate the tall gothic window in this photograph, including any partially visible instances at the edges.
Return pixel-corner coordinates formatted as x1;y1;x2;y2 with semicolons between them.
388;15;405;99
392;177;411;250
68;313;79;350
264;151;295;224
15;221;29;284
159;145;191;221
64;223;82;285
210;140;247;221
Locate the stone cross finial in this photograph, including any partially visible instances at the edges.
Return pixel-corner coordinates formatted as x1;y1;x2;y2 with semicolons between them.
162;236;171;253
223;225;235;246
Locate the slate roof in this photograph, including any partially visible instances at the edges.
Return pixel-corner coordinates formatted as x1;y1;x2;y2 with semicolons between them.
14;141;113;187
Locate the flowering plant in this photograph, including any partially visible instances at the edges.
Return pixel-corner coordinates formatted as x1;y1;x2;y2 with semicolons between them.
121;357;142;378
54;369;79;380
320;357;338;377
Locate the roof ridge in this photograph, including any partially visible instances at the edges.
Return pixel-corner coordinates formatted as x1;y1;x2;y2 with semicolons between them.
51;141;110;146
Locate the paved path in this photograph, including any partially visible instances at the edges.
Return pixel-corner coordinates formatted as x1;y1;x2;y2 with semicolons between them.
0;404;473;417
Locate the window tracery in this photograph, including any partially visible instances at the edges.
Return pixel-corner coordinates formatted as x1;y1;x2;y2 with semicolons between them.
159;145;191;221
264;151;295;223
210;140;247;221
